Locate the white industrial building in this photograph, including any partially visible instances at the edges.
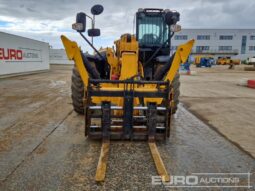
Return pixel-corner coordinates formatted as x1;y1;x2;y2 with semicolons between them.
0;31;74;77
49;49;74;65
172;29;255;60
0;32;50;77
1;29;255;77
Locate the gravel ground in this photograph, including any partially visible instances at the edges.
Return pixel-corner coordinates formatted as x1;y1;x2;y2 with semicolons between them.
0;66;254;190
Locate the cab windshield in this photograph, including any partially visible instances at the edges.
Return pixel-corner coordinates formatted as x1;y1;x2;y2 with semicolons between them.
137;15;169;47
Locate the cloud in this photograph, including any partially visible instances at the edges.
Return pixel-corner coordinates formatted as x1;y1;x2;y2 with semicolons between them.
0;0;254;50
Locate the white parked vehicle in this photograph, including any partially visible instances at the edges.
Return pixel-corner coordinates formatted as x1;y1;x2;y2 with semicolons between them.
247;57;255;65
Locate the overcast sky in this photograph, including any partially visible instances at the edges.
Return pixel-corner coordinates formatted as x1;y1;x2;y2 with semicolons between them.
0;0;255;50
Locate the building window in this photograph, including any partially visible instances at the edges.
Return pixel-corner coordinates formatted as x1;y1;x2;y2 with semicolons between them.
196;46;209;52
171;46;177;50
174;35;188;40
219;46;232;51
219;35;233;40
250;36;255;40
249;46;255;51
197;35;210;40
241;36;247;54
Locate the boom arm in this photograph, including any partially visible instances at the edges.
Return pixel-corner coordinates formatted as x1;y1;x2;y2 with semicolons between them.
144;39;194;104
164;39;195;82
61;35;90;87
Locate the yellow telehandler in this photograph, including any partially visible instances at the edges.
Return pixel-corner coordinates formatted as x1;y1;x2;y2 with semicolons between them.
61;4;194;182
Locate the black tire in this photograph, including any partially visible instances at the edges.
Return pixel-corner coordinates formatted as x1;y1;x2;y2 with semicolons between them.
171;73;180;114
157;72;180;115
153;56;180;114
154;53;175;81
71;65;85;114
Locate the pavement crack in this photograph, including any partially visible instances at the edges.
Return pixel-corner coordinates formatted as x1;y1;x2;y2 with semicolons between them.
1;109;73;183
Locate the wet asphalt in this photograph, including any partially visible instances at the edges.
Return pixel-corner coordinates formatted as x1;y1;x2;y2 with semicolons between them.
0;68;254;191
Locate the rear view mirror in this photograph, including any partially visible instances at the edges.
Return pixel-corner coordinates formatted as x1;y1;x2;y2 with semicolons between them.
91;4;104;15
88;28;101;37
73;12;86;32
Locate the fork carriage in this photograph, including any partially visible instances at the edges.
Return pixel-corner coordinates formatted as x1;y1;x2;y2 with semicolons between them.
85;79;172;141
